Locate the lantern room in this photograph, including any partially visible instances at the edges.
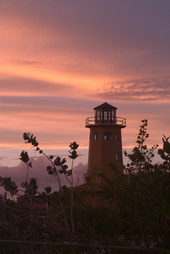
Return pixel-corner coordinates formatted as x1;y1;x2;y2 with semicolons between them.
85;102;126;127
94;102;117;124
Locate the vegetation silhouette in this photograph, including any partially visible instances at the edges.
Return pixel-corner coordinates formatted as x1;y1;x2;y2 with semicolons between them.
0;120;170;253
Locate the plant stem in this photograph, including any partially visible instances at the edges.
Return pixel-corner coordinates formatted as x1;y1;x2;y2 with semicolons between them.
26;164;29;183
70;158;74;232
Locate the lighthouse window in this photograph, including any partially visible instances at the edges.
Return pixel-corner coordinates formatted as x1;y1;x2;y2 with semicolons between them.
116;152;122;161
104;110;111;120
115;133;121;141
96;110;102;121
104;132;112;140
93;132;98;140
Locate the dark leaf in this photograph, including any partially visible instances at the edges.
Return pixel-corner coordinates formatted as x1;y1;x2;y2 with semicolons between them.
54;157;61;166
20;151;29;163
69;150;78;159
69;141;79;150
61;164;68;171
61;158;66;165
44;186;52;194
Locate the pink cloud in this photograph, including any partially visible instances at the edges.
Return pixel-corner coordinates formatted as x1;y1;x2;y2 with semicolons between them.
94;78;170;102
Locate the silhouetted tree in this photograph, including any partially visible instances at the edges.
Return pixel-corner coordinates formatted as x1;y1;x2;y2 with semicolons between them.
1;122;170;253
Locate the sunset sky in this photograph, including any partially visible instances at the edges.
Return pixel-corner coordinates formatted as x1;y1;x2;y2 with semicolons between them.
0;0;170;180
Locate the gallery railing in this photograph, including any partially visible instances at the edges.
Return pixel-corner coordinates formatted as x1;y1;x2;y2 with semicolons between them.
85;116;126;127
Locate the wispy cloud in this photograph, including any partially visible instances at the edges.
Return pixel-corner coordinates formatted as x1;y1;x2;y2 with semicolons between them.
94;78;170;102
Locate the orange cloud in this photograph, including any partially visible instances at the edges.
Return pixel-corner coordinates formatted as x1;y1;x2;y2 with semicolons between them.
0;65;102;95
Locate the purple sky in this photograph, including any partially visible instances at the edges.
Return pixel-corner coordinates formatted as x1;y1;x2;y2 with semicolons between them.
0;0;170;191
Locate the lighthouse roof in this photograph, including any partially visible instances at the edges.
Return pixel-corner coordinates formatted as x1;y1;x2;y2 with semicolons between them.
94;102;117;110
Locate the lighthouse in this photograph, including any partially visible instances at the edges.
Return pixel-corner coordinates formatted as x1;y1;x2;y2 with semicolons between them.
85;102;126;183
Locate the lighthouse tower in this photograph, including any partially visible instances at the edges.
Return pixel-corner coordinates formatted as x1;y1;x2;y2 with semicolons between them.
85;102;126;182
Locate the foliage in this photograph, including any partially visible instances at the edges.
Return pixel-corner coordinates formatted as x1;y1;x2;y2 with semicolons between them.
124;119;158;173
101;120;170;249
0;122;170;253
0;133;80;253
158;135;170;170
0;176;18;196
